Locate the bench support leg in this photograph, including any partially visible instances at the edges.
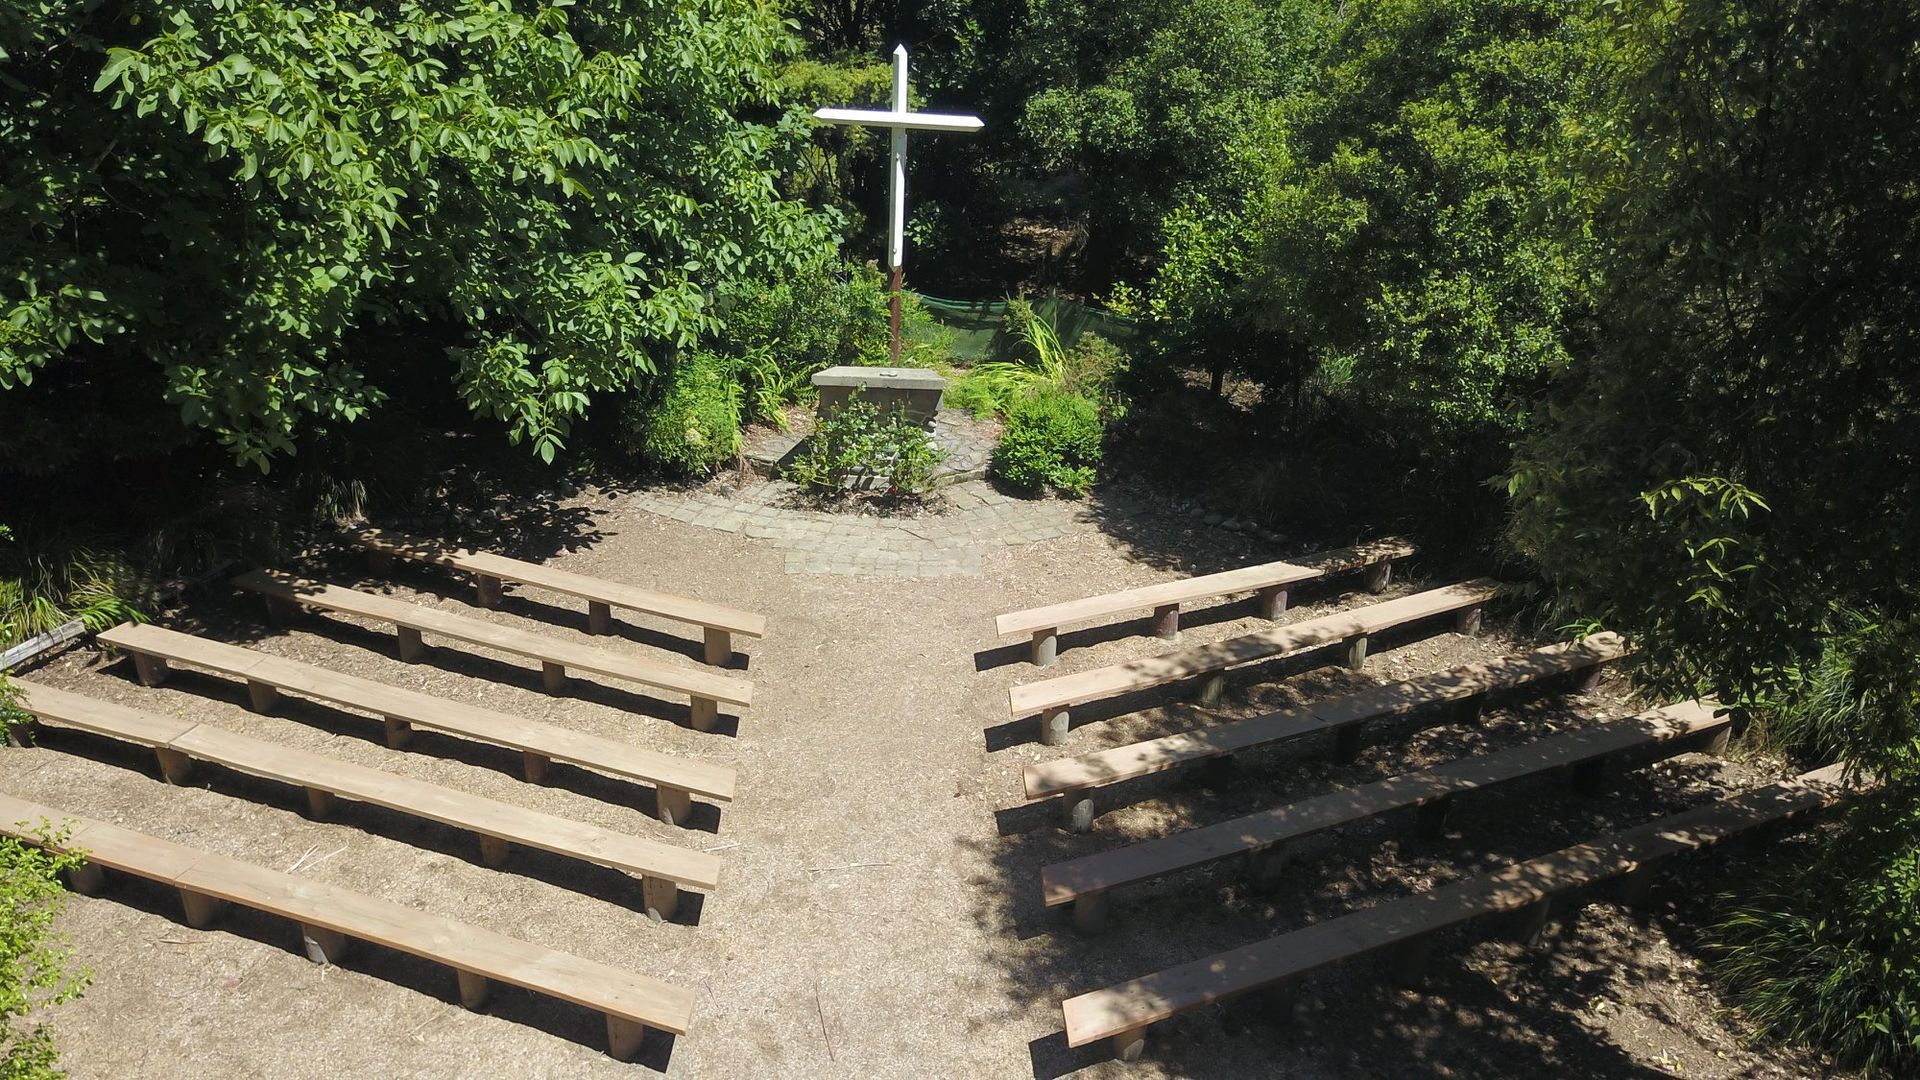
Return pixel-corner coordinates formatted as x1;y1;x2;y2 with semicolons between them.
1345;633;1370;671
1389;936;1432;988
1030;628;1058;667
1697;722;1732;756
1063;794;1094;834
5;720;37;748
1256;585;1289;620
656;786;694;827
641;876;679;923
1416;795;1453;840
589;601;614;637
1365;561;1393;593
1457;696;1487;725
1195;672;1227;708
457;970;491;1010
178;889;224;929
1072;891;1109;935
689;697;718;732
475;574;504;609
1111;1026;1149;1063
1333;722;1365;764
541;661;566;694
1571;757;1609;797
245;679;279;713
264;596;301;624
382;716;413;749
67;862;105;895
154;747;194;786
397;626;426;663
303;787;336;819
606;1016;649;1062
130;652;170;687
1151;603;1180;641
478;834;510;869
1575;664;1605;696
1514;898;1554;946
1039;708;1069;747
1455;605;1484;637
1617;865;1657;907
521;751;550;784
301;923;350;965
703;627;730;665
1247;844;1290;890
367;550;394;574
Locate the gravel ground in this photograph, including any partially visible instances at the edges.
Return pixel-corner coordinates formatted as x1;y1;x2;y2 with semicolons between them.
2;480;1838;1079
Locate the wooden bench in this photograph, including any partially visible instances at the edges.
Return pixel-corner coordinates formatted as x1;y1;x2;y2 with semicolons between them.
95;623;732;825
1043;699;1727;934
0;793;693;1059
232;569;751;731
1027;634;1631;831
1010;579;1501;746
996;539;1416;666
1060;763;1850;1061
14;681;719;921
347;525;766;665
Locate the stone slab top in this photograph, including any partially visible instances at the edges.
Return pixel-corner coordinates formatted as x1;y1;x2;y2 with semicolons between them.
812;365;947;391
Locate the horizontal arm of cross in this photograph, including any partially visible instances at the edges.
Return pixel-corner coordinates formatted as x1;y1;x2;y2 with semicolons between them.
812;107;985;133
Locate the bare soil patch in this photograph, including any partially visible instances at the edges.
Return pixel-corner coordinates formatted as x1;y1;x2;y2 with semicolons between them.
3;479;1837;1078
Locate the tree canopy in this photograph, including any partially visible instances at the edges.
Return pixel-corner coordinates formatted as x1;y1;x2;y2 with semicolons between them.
0;0;832;471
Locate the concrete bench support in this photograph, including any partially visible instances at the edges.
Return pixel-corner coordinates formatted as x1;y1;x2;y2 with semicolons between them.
1344;633;1370;670
397;626;427;663
541;662;566;694
1040;707;1070;747
1031;628;1059;667
1455;606;1484;636
607;1017;649;1063
67;862;106;895
458;970;492;1010
1365;561;1393;593
656;787;693;828
1151;604;1179;641
1416;795;1454;839
1111;1027;1149;1063
475;574;504;609
1389;936;1432;988
178;889;225;929
703;628;731;666
641;876;679;923
381;716;413;749
522;751;551;784
1196;673;1227;708
588;601;613;636
131;652;170;687
302;923;351;965
1073;890;1109;935
1257;585;1289;620
478;834;510;869
154;747;194;785
246;679;278;713
690;697;718;732
304;787;336;819
1064;793;1095;834
1333;722;1365;764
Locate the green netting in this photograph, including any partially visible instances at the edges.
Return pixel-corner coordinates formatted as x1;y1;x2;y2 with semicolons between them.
908;292;1139;361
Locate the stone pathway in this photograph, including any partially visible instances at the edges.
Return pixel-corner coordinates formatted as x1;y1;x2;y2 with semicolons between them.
626;477;1089;577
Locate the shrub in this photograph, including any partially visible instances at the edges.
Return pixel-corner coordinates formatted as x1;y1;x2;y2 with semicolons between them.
1711;793;1920;1076
785;396;946;500
0;804;90;1078
993;390;1105;496
966;302;1131;417
622;353;742;475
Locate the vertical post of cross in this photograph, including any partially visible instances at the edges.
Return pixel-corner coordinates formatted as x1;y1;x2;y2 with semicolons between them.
888;45;908;363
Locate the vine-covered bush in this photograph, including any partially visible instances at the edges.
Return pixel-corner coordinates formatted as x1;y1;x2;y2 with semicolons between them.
992;389;1104;496
622;353;742;475
785;397;945;499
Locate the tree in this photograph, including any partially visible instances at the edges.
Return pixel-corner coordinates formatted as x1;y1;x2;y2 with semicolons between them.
0;1;833;472
1507;1;1920;1067
1229;0;1594;473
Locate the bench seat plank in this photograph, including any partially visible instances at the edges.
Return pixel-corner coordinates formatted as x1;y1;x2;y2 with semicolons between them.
16;682;720;891
232;570;751;708
1009;580;1501;720
95;623;734;805
1023;634;1629;800
350;526;766;639
1060;763;1848;1048
994;540;1415;639
1041;699;1723;907
0;794;695;1038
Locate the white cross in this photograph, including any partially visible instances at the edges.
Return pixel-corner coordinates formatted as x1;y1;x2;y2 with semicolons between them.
814;45;983;360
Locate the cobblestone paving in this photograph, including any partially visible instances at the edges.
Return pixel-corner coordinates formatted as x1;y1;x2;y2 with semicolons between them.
626;477;1090;577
